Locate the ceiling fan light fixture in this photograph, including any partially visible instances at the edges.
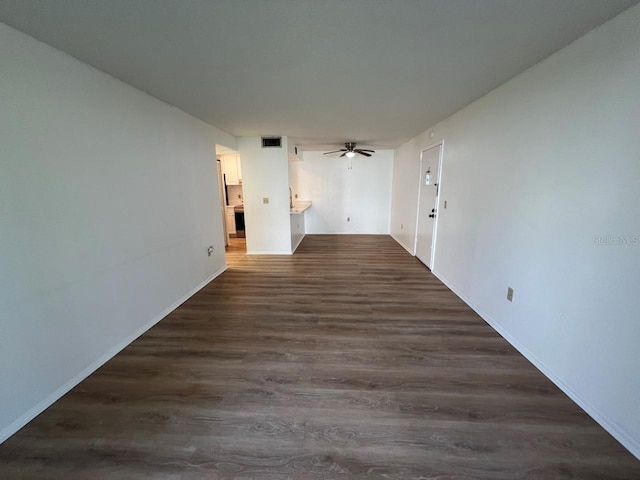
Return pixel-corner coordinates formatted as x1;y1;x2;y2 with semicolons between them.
323;142;375;158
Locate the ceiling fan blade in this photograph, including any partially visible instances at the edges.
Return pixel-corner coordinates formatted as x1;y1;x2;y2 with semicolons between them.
357;151;372;157
339;152;347;157
323;149;347;155
356;149;375;153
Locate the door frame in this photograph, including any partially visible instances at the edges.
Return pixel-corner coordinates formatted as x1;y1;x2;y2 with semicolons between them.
216;159;229;247
413;140;445;270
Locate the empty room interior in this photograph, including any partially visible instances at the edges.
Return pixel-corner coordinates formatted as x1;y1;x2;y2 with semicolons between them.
1;1;640;478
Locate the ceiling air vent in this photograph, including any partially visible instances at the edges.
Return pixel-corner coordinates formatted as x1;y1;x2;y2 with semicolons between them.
261;136;282;148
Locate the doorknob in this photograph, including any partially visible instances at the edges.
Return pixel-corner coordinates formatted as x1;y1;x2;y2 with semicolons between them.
429;213;435;218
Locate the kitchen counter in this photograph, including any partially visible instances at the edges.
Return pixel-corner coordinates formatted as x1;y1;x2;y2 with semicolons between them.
290;201;312;214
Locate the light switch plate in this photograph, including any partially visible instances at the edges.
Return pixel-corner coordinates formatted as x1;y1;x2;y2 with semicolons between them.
507;287;514;302
263;197;269;204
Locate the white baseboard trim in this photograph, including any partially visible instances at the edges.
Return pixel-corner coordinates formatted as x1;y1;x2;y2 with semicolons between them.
390;233;414;255
291;234;305;253
246;251;292;255
0;265;227;445
431;268;640;460
305;232;390;235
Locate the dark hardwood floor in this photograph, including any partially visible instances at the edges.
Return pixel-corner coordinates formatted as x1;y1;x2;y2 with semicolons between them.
1;235;638;479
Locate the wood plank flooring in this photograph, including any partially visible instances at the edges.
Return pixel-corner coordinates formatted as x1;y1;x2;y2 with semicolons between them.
1;235;638;479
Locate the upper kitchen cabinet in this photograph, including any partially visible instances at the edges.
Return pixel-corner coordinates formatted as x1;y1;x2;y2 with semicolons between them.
222;154;242;185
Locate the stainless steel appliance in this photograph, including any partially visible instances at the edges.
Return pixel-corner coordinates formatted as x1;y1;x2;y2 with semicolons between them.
234;205;245;238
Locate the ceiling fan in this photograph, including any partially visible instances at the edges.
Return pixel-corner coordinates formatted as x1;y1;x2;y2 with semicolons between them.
323;142;375;158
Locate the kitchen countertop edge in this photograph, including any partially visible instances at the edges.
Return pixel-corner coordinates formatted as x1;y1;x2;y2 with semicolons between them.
290;201;312;214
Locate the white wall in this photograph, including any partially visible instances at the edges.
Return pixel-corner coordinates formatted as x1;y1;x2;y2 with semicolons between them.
290;150;393;234
390;139;422;252
238;137;292;254
0;22;235;442
390;5;640;458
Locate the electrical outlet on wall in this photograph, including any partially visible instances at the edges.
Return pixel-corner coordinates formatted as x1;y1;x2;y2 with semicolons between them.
507;287;514;302
263;197;269;204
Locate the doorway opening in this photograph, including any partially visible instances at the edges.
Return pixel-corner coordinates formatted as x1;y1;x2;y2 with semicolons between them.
215;144;245;256
414;142;443;270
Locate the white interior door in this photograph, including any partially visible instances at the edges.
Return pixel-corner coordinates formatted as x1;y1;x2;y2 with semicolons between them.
415;145;441;269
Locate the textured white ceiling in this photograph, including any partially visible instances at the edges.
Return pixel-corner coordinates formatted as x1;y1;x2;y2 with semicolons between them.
1;0;637;148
